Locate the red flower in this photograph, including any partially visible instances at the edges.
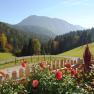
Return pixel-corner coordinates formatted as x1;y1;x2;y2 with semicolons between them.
21;59;27;68
65;63;71;68
32;80;39;88
71;68;77;77
21;62;27;68
56;71;63;80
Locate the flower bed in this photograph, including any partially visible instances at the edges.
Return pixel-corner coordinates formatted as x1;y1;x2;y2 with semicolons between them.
0;62;94;94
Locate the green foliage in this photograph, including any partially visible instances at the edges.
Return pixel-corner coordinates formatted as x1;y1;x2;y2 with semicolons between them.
21;38;41;56
0;80;27;94
0;22;30;54
1;22;94;56
77;64;94;93
1;64;94;94
0;22;46;56
33;39;41;55
27;39;34;55
55;28;94;54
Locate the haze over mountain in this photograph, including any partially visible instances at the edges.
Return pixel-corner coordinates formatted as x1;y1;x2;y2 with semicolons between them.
0;15;84;44
17;15;84;35
13;25;55;43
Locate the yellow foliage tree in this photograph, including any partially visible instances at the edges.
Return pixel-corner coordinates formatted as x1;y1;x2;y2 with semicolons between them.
0;32;7;51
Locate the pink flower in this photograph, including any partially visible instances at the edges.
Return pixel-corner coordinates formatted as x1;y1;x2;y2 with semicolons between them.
65;63;71;68
21;62;26;68
21;59;27;68
32;80;39;88
56;71;63;80
71;68;78;77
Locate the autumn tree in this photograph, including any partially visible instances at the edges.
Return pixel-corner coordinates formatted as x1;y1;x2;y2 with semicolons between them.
0;32;7;51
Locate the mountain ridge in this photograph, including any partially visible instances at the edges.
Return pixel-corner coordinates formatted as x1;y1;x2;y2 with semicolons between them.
17;15;84;35
0;15;84;44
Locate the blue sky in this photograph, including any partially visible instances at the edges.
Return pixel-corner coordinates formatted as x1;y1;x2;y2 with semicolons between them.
0;0;94;28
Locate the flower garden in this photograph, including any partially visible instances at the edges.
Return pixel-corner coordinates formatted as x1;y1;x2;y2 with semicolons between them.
0;45;94;94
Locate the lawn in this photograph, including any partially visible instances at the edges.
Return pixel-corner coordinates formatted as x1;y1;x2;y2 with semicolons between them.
0;52;15;60
59;42;94;58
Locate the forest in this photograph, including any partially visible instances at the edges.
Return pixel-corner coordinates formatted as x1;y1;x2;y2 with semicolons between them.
0;22;94;56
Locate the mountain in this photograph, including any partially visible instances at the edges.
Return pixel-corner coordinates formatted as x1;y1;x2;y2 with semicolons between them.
0;15;84;49
17;15;84;35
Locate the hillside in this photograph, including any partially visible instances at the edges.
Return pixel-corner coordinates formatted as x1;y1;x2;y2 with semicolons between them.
59;42;94;58
13;25;55;43
0;22;30;51
0;21;94;56
17;15;84;35
54;28;94;54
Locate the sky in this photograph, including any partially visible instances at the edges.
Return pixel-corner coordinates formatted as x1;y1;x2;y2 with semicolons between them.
0;0;94;28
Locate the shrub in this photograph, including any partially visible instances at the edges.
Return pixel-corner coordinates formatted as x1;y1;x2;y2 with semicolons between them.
0;62;94;94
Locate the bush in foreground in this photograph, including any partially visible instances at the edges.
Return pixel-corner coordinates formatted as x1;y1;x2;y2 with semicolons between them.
0;62;94;94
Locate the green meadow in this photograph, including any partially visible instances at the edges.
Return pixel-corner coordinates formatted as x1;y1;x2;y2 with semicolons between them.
59;42;94;58
0;52;15;60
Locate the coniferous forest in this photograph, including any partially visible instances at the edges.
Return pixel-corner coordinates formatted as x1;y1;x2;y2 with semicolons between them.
0;22;94;56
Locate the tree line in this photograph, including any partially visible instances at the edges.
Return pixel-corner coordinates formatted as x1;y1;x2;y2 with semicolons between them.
53;28;94;54
0;22;94;56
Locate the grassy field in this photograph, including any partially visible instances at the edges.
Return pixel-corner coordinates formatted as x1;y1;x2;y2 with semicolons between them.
0;52;15;60
59;42;94;58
